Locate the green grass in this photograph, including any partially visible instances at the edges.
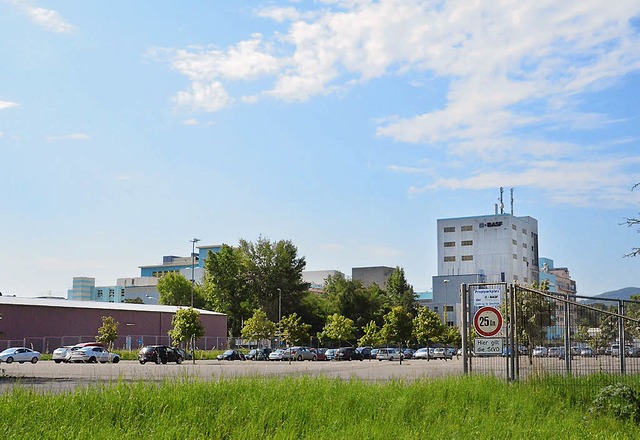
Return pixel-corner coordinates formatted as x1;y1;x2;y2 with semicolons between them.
0;375;638;438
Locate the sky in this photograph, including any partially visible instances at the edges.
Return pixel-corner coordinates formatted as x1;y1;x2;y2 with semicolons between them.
1;0;639;298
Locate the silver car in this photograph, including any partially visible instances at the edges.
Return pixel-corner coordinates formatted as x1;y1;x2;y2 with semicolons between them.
0;347;41;364
69;346;120;363
377;348;403;361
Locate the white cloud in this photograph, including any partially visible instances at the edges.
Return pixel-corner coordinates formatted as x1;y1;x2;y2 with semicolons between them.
11;1;75;33
47;133;90;142
0;100;19;110
153;0;640;207
182;118;200;126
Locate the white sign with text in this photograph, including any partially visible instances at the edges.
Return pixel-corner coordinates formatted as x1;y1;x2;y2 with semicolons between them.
473;288;502;307
474;338;503;355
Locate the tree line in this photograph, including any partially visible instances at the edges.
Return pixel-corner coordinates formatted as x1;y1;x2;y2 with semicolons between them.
156;236;460;348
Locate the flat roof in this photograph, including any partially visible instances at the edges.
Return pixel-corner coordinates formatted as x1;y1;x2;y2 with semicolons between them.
0;296;224;316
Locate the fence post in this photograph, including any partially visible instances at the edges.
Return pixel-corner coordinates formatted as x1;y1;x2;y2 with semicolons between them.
461;283;468;375
618;300;626;375
509;284;517;381
563;294;571;375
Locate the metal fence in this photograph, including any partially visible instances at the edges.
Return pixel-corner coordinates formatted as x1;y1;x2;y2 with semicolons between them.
462;283;640;388
0;335;229;353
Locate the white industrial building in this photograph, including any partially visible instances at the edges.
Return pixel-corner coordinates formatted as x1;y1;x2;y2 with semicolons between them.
429;211;540;327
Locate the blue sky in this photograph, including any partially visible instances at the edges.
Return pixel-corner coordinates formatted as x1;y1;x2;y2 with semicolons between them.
1;0;639;298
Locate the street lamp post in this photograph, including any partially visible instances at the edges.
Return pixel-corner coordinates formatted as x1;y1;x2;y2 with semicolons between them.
277;288;282;348
189;238;200;363
190;238;200;308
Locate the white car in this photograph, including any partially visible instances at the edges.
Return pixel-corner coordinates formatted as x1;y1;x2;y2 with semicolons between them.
413;348;432;359
532;346;548;357
69;346;120;363
52;345;75;363
0;347;41;364
53;342;104;363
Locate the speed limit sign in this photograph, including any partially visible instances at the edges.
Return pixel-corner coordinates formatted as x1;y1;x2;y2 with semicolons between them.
473;306;503;337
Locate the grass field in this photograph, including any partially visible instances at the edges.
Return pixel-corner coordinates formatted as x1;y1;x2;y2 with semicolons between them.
0;375;638;438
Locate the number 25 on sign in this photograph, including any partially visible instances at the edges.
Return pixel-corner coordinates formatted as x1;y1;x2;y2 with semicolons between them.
473;306;503;337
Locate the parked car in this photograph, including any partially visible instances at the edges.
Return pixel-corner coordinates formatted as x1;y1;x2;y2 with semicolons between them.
580;347;594;357
336;347;364;361
611;344;621;357
311;348;327;361
547;347;560;358
377;348;403;361
324;348;338;361
69;346;120;363
413;348;431;360
369;348;378;359
268;349;285;361
402;348;415;359
0;347;41;364
532;346;548;357
627;346;640;357
138;345;184;364
174;347;193;361
217;349;245;361
245;348;272;361
288;346;316;361
357;346;373;359
53;342;104;363
432;347;452;360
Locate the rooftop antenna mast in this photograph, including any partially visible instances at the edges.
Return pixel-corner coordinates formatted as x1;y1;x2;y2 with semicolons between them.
510;187;514;215
499;187;504;214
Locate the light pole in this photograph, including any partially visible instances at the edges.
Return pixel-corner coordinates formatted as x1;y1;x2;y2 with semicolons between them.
190;238;200;308
189;238;200;363
277;288;282;348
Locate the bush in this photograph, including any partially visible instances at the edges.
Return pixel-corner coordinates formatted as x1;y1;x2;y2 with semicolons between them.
590;383;640;423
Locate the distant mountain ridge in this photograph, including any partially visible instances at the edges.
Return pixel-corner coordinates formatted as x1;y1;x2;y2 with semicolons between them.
580;287;640;304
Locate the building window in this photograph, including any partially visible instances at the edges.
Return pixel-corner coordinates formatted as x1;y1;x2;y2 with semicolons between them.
523;256;528;263
522;228;527;235
444;256;456;262
444;226;455;233
447;321;455;327
522;242;527;248
512;239;517;245
434;306;439;313
444;241;456;247
461;240;473;246
512;224;517;231
445;306;454;312
513;254;518;259
461;225;473;232
462;255;473;261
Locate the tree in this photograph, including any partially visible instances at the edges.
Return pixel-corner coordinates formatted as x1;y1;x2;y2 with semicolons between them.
202;244;253;337
279;313;311;347
124;297;144;304
516;283;556;364
384;267;417;313
241;308;277;347
323;273;383;335
157;272;204;308
442;326;462;347
319;313;356;347
239;237;310;323
96;316;118;350
168;308;205;363
358;320;381;348
381;306;413;346
413;306;445;350
623;183;639;258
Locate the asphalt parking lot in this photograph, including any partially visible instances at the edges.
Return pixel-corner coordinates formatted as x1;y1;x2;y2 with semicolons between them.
0;358;463;392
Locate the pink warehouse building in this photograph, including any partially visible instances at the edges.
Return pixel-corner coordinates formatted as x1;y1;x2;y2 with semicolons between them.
0;297;227;353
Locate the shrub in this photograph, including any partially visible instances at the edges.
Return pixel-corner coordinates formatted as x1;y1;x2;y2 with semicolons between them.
590;383;640;423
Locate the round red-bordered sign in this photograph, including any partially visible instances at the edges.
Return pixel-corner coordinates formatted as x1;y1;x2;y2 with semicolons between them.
473;306;503;337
